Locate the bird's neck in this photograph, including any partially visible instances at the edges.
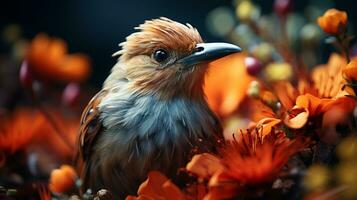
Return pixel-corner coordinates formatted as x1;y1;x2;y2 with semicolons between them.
130;71;206;101
104;62;207;100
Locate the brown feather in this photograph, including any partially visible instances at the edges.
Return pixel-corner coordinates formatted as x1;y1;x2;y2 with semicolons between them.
75;90;108;189
115;17;203;61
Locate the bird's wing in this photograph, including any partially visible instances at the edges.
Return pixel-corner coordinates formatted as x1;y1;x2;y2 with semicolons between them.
75;90;108;173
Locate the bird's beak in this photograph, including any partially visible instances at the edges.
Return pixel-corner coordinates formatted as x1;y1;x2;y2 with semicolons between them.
177;42;241;67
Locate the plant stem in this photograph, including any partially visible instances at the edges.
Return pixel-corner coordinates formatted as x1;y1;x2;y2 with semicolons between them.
338;33;350;63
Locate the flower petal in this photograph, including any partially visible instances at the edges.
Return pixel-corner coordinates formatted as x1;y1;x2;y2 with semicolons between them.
186;153;224;180
133;171;185;200
204;53;253;117
342;59;357;81
283;107;309;129
256;118;281;137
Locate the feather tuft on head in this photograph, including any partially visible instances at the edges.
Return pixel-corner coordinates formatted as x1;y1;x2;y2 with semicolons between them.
113;17;202;61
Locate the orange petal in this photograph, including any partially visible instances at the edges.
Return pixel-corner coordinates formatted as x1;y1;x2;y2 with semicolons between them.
138;171;167;197
311;53;347;98
283;107;309;129
296;94;333;116
342;59;357;81
161;180;185;200
58;54;91;82
273;81;298;109
186;153;223;180
136;171;185;200
204;53;253;117
256;118;281;137
246;99;275;122
317;9;347;35
205;172;240;200
0;109;45;154
26;33;91;83
49;165;77;193
331;96;356;113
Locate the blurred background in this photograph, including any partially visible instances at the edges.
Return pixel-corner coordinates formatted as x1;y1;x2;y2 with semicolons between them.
1;0;357;199
1;0;357;87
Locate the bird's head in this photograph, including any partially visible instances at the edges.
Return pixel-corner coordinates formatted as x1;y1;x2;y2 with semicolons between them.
111;18;241;99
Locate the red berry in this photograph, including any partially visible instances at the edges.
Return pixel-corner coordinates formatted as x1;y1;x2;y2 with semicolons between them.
274;0;293;17
19;60;33;87
62;83;81;106
245;57;263;76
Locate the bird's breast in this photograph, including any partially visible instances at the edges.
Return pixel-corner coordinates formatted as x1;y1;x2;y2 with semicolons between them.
96;93;220;172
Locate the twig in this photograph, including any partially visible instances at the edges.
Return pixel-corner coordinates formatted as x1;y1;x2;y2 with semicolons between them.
313;185;348;200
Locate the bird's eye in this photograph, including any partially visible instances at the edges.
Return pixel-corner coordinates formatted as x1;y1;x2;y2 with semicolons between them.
153;49;169;62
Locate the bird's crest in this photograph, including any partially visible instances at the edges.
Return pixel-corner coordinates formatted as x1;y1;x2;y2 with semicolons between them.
113;17;203;61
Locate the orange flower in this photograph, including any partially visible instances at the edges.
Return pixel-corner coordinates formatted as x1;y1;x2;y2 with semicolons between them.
0;108;45;154
317;9;347;35
218;130;305;184
342;59;357;82
187;129;307;199
311;53;348;98
49;164;77;193
126;171;186;200
186;153;223;180
252;53;355;130
0;108;79;161
29;108;79;160
27;33;91;83
297;53;356;117
204;53;253;118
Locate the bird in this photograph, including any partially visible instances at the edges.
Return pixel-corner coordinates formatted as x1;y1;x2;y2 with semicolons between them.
76;17;241;199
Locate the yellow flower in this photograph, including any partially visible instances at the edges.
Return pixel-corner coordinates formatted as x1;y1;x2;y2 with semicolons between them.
303;165;330;192
337;161;357;198
264;62;293;82
317;9;347;35
236;1;260;22
337;136;357;161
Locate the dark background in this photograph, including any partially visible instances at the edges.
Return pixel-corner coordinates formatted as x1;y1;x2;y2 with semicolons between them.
1;0;357;87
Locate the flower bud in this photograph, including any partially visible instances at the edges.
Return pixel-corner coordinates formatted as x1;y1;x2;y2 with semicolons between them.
245;57;263;76
336;162;357;198
317;9;347;35
274;0;293;17
236;1;260;22
264;62;293;82
251;43;274;63
49;165;77;193
337;136;357;161
19;60;33;87
62;83;81;106
303;165;329;192
300;24;322;46
2;24;21;44
247;80;260;98
206;7;235;37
